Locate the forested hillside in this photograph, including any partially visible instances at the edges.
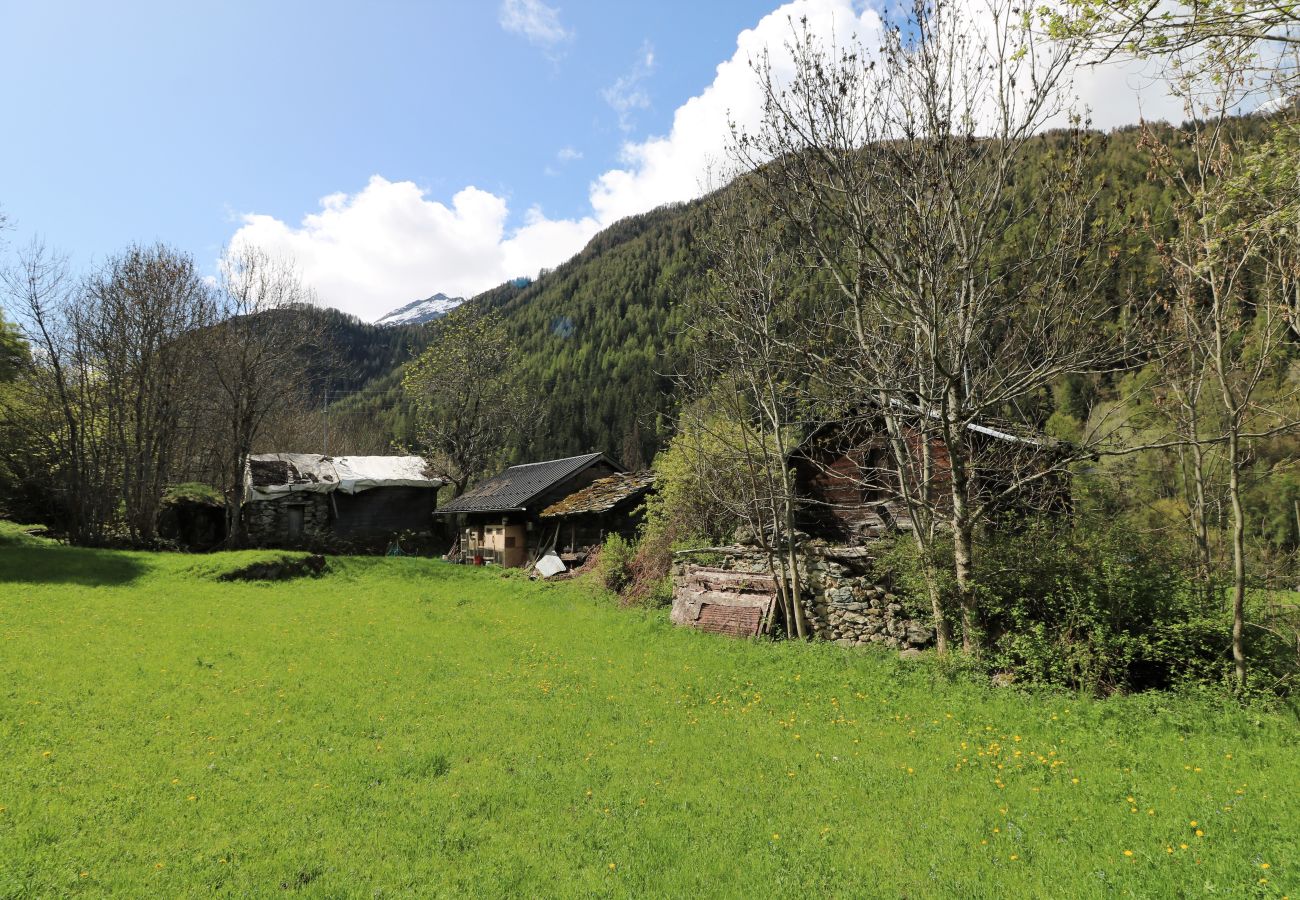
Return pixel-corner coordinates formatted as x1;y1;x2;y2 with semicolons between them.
324;117;1275;464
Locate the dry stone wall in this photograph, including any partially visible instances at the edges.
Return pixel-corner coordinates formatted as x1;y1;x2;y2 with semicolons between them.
672;545;935;651
243;494;331;547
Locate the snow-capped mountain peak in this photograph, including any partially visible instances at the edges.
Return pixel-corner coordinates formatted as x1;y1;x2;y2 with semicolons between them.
375;293;464;326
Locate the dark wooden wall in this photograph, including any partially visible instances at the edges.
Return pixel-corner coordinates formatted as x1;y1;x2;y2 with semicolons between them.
333;487;438;536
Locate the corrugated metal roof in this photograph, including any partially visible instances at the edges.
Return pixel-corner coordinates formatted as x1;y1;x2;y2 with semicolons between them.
437;452;613;515
540;471;656;519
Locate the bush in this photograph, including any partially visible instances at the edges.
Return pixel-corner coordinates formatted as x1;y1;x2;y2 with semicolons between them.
595;534;635;594
976;518;1226;694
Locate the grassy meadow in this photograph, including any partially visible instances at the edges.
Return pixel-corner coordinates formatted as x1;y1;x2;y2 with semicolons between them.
0;522;1297;898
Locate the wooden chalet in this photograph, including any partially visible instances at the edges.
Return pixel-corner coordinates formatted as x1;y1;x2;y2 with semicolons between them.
436;452;621;567
791;413;1069;543
539;471;656;565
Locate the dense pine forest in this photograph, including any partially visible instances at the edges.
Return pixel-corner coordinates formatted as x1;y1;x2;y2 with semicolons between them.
326;118;1269;465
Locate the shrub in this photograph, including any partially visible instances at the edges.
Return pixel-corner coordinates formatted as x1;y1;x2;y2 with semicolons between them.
595;534;635;594
976;518;1226;694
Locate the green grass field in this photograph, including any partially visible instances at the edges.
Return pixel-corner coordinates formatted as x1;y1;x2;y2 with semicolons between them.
1;522;1296;898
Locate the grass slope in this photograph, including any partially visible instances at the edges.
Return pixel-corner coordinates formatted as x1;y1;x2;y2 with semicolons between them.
0;523;1296;898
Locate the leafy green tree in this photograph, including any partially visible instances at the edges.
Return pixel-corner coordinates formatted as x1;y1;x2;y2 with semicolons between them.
402;308;533;496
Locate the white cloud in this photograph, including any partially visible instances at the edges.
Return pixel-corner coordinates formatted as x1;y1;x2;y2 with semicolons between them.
499;0;572;51
229;0;1195;321
229;176;599;320
603;42;658;132
557;146;583;162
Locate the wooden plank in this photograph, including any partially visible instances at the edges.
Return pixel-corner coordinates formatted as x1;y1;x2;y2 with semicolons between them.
695;603;764;638
678;588;774;608
682;567;777;590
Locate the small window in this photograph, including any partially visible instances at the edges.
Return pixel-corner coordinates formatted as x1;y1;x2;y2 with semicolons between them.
505;536;517;549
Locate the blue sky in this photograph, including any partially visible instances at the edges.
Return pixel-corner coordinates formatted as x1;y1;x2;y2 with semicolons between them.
0;0;1187;320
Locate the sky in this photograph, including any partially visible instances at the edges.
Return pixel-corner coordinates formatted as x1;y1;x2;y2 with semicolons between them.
0;0;1191;321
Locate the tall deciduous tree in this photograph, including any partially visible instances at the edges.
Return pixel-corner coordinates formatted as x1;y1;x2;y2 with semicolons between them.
732;0;1128;652
82;244;215;543
1145;48;1300;689
402;307;533;497
683;184;813;638
202;246;321;543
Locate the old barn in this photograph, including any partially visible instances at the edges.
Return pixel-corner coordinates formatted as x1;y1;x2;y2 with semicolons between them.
243;454;445;547
436;452;622;567
539;470;656;565
791;414;1069;543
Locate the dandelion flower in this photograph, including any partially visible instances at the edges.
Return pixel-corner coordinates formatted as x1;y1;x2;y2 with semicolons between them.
1123;850;1133;857
609;863;616;871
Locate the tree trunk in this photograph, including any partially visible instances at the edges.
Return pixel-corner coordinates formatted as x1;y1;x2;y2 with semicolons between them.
1227;430;1247;689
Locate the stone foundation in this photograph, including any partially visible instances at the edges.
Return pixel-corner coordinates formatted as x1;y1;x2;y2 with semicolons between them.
243;494;331;547
672;544;935;651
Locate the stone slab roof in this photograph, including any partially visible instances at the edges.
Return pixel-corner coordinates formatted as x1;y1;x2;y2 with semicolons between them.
540;471;656;519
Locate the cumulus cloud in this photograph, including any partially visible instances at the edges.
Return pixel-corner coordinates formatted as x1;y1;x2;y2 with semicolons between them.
229;176;599;320
499;0;571;51
230;0;1194;320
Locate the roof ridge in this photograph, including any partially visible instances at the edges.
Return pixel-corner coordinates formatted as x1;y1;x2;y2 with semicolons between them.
507;451;603;470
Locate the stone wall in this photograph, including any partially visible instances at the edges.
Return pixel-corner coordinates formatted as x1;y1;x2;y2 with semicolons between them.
672;544;935;651
243;493;331;547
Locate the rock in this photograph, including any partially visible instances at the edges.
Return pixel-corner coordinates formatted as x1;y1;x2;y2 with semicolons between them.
991;673;1016;688
904;622;933;645
898;648;923;660
834;638;855;647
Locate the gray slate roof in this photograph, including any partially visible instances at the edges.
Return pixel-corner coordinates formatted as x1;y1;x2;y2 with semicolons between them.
437;452;613;515
540;471;656;519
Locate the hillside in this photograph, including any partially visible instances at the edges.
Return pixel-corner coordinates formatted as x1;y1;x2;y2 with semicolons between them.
323;118;1275;465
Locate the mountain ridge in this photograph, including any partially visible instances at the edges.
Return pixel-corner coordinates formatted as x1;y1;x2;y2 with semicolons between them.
375;292;464;326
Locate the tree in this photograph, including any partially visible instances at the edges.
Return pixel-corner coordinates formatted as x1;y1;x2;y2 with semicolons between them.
1053;0;1300;89
1145;55;1300;688
0;314;26;383
402;307;533;497
732;0;1128;652
81;244;216;543
200;246;321;543
2;241;118;542
681;185;813;638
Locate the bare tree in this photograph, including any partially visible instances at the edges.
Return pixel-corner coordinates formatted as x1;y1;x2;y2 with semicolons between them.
1145;50;1300;688
81;244;216;543
732;0;1129;652
683;184;813;638
200;246;321;543
2;241;117;542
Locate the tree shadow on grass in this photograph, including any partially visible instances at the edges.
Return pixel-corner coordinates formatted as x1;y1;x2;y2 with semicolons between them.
0;537;146;587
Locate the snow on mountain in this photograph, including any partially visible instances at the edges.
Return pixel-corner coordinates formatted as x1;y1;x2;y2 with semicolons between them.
374;293;464;326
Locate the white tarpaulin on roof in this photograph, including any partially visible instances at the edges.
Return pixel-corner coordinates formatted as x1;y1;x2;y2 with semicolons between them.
244;453;443;501
331;456;442;493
